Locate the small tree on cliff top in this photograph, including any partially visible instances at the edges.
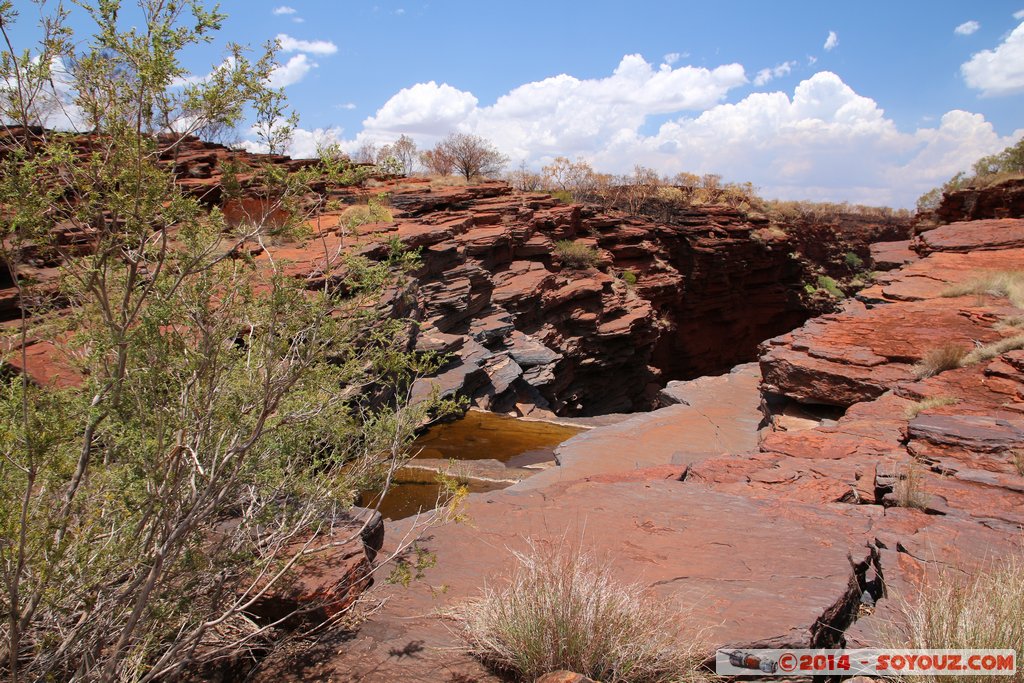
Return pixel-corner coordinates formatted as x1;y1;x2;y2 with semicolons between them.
0;1;456;680
434;132;508;180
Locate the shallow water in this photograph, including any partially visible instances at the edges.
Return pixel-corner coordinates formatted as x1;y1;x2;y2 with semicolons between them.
360;411;582;520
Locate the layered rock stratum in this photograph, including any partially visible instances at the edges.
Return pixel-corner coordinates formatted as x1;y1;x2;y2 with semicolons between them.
1;131;909;417
256;201;1024;681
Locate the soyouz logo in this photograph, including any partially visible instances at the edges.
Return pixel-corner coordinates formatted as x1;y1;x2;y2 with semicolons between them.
715;649;1017;676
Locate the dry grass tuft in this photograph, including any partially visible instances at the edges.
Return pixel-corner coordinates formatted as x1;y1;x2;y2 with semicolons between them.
554;240;601;270
942;270;1024;308
451;544;707;683
913;343;970;379
1011;450;1024;477
905;396;960;420
960;334;1024;367
883;555;1024;683
894;463;930;510
340;201;392;230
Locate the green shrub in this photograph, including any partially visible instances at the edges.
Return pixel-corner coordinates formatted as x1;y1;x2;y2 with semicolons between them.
622;270;638;287
817;275;844;298
843;251;864;270
453;545;707;683
341;197;393;229
551;189;573;204
554;240;600;269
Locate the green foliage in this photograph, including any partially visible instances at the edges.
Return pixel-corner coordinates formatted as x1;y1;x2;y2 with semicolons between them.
341;195;394;231
621;270;638;287
317;143;377;187
554;240;600;269
551;189;573;203
843;251;865;270
387;544;438;588
816;275;844;298
971;137;1024;178
0;2;457;679
916;138;1024;213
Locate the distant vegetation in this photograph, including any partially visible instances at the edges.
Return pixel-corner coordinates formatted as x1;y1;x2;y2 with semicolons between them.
917;137;1024;213
506;155;910;222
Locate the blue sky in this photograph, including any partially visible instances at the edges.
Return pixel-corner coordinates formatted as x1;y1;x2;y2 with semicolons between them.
8;1;1024;207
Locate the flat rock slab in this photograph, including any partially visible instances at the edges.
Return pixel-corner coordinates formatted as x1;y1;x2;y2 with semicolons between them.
858;248;1024;303
869;240;919;270
760;299;1005;407
522;363;763;489
310;480;878;682
917;218;1024;253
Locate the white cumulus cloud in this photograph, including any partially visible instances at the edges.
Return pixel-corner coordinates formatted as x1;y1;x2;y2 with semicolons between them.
276;34;338;55
961;22;1024;96
824;31;839;51
362;81;480;136
260;61;1019;208
268;54;315;88
955;20;980;36
362;55;746;159
753;60;797;86
1015;9;1024;20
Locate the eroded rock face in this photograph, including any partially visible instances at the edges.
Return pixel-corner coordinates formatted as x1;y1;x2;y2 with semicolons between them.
5;132;910;416
934;177;1024;223
274;201;1024;682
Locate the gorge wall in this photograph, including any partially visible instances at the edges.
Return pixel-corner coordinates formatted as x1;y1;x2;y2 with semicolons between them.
2;131;912;417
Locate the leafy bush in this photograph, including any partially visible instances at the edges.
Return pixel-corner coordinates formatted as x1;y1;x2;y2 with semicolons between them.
550;189;573;204
883;554;1024;683
453;545;707;683
0;2;454;678
916;138;1024;213
341;196;393;230
844;251;865;270
622;270;638;287
816;275;844;298
554;240;600;269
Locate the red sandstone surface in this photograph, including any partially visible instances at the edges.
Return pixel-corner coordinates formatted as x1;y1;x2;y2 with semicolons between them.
256;212;1023;680
1;132;908;418
5;132;1019;681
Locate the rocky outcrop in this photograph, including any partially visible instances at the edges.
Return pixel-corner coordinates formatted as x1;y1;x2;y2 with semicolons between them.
934;177;1024;223
267;206;1023;682
4;132;912;416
